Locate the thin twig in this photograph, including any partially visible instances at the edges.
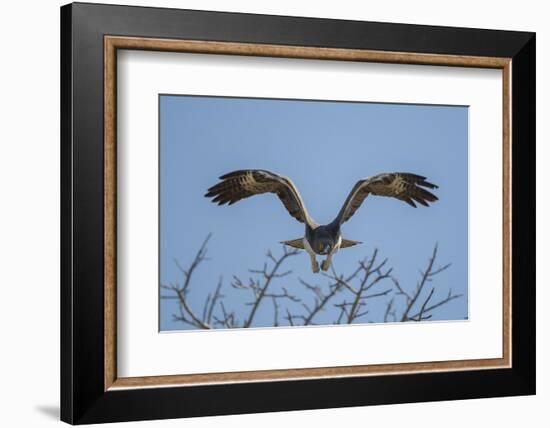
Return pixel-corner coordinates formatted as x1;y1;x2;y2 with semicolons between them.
242;247;299;328
400;244;451;322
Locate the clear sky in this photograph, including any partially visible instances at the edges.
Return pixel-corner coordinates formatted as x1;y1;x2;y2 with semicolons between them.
159;95;468;331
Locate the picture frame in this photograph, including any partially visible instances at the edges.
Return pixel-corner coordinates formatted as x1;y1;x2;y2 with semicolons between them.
60;2;535;424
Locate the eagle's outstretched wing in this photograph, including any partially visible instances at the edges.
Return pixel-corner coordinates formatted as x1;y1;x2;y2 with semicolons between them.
205;170;315;226
335;172;438;225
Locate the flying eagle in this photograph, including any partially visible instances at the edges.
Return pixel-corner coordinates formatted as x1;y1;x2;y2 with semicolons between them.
205;170;438;273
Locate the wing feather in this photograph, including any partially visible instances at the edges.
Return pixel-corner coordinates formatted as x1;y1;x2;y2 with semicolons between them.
335;172;439;224
205;169;314;225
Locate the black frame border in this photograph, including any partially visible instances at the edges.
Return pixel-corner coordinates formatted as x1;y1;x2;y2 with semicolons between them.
61;2;535;424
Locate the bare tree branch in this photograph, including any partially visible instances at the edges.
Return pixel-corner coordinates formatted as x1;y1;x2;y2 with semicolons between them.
160;235;213;329
163;236;461;330
399;244;452;322
205;277;223;325
323;249;394;324
384;297;396;323
238;246;300;328
408;289;463;321
297;278;345;326
416;287;434;321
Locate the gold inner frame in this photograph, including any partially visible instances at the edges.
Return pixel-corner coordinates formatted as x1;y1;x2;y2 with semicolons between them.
104;35;512;391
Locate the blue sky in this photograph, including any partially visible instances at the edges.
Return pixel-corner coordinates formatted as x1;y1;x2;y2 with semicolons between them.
159;95;468;331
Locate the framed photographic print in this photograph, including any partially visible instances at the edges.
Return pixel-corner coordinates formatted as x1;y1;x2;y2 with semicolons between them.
60;2;535;424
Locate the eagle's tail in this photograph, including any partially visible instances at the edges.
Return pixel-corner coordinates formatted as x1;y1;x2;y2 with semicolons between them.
340;238;362;249
281;238;304;249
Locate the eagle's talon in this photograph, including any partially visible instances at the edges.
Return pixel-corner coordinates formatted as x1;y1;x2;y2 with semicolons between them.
321;259;331;271
311;261;320;273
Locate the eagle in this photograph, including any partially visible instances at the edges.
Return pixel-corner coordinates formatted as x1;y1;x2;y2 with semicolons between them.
205;170;438;273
